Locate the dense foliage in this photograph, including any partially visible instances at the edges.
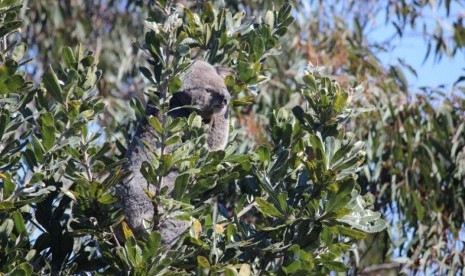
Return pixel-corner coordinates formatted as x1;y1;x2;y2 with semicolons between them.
0;0;464;274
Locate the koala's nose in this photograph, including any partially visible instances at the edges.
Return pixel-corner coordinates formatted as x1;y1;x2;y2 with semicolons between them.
221;93;231;105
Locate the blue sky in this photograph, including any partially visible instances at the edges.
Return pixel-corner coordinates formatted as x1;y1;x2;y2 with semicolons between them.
367;2;464;91
371;27;464;90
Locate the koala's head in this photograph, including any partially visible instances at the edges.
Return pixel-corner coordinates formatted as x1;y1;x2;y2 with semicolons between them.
170;61;232;120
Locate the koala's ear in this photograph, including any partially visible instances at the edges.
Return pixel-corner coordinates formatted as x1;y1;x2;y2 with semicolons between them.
214;65;234;79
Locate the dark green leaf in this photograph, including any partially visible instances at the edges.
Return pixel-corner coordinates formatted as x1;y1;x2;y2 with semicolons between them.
139;66;155;84
0;20;22;38
12;211;26;234
173;173;189;200
2;173;16;198
412;191;425;221
42;67;64;104
62;47;76;68
41;112;55;150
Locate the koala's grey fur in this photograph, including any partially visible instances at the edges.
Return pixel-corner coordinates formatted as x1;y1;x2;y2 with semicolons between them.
117;61;231;245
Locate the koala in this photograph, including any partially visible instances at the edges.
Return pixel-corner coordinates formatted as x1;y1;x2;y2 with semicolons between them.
117;61;231;245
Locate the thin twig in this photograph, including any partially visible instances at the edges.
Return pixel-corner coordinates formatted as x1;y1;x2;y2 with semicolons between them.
358;262;401;275
109;225;122;250
237;201;258;218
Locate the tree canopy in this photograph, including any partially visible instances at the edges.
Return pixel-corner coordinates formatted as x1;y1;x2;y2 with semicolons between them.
0;0;464;274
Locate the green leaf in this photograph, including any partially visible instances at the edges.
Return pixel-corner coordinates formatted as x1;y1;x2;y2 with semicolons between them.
141;231;161;261
0;110;10;139
237;61;254;82
140;161;156;184
139;66;155;84
320;226;333;246
201;2;215;23
7;263;33;276
255;197;284;218
309;133;325;164
225;267;238;276
80;55;95;67
354;18;362;42
197;255;210;269
2;172;16;198
391;65;408;91
169;76;183;93
97;193;117;204
324;181;354;214
4;75;25;92
173;173;189;200
256;145;271;165
32;135;45;162
322;261;347;272
226;224;237;242
12;43;27;62
330;143;351;166
0;219;14;236
159;154;173;176
333;91;347;113
166;117;186;132
332;225;366;239
165;135;181;147
178;44;190;57
0;201;14;210
41;112;56;150
12;211;26;234
278;3;292;23
231;96;254;107
412;191;425;221
268;149;289;179
252;36;265;56
0;20;22;38
223;153;250;164
148;116;163;134
303;74;317;92
283;260;301;274
42;67;64;104
332;155;363;171
204;24;212;46
62;47;76;68
0;0;22;9
125;236;141;266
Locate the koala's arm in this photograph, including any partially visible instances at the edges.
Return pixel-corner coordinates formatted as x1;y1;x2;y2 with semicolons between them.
207;108;230;151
